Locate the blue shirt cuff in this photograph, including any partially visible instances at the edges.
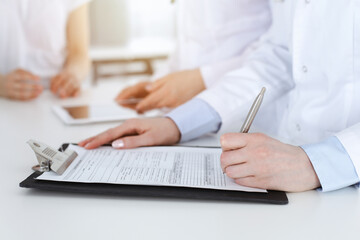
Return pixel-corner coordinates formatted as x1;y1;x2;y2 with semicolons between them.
166;99;222;142
301;136;360;192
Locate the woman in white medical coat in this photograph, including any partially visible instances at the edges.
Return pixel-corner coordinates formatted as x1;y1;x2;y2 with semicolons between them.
80;1;360;192
0;0;90;101
115;0;271;113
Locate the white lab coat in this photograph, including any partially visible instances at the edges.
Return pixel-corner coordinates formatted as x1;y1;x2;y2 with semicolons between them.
153;0;271;88
197;0;360;177
0;0;90;85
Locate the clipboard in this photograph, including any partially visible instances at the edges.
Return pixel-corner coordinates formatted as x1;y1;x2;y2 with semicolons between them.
19;144;288;205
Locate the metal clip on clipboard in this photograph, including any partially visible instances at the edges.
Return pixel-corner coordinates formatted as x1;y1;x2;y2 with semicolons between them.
27;140;78;175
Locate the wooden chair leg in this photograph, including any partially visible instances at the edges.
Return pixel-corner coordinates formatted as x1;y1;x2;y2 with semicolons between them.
144;59;154;75
92;62;99;86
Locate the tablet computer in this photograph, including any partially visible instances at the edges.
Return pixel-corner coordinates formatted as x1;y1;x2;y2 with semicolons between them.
52;103;163;125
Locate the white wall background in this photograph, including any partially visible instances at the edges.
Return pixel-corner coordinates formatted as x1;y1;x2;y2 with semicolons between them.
89;0;176;46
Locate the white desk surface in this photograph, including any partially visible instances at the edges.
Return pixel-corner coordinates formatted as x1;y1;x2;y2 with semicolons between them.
1;84;359;240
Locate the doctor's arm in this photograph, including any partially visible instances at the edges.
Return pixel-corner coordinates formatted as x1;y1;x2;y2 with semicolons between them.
115;45;258;113
79;34;294;148
129;52;256;113
50;4;90;98
116;69;206;113
220;132;359;192
114;43;206;112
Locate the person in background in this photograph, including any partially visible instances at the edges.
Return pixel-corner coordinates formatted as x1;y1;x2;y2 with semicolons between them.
80;1;360;193
0;0;90;101
116;0;271;113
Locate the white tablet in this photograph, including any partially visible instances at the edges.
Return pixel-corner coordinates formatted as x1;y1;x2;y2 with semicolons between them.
52;103;163;125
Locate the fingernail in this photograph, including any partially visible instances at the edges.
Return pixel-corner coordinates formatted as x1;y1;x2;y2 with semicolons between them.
84;143;91;149
135;106;142;112
112;139;124;149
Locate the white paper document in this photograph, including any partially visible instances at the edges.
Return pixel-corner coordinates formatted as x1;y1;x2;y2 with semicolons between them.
37;145;266;193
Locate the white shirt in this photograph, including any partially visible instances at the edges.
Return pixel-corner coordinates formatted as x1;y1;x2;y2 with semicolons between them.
154;0;271;88
195;0;360;177
0;0;90;84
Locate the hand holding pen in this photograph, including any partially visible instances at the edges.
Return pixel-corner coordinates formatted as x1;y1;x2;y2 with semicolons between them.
220;87;321;192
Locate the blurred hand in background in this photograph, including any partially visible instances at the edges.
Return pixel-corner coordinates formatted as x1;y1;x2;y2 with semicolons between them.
0;69;43;101
115;69;205;113
50;4;90;99
50;71;82;99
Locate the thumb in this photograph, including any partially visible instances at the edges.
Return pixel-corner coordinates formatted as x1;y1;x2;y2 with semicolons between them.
112;133;155;149
135;91;163;113
116;87;136;101
116;81;150;101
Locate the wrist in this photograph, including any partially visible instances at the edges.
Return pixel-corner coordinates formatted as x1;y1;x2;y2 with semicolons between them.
165;117;181;143
62;54;90;82
190;68;205;92
62;68;82;84
0;74;6;97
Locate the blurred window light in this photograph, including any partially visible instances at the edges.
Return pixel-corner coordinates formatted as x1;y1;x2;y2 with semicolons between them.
90;0;175;47
128;0;175;41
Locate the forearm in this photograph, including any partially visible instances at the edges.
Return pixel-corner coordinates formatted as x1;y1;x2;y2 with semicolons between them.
179;68;206;99
63;51;90;81
0;74;5;97
64;3;90;82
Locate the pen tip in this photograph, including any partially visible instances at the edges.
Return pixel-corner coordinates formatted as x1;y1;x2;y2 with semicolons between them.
261;87;266;94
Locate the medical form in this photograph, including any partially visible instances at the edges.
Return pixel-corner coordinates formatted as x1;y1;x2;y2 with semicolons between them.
36;145;266;193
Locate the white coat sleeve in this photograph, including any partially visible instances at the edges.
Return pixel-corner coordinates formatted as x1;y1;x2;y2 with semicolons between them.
196;32;294;129
199;46;255;89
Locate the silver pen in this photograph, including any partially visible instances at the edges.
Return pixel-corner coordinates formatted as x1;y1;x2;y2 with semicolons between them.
240;87;266;133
